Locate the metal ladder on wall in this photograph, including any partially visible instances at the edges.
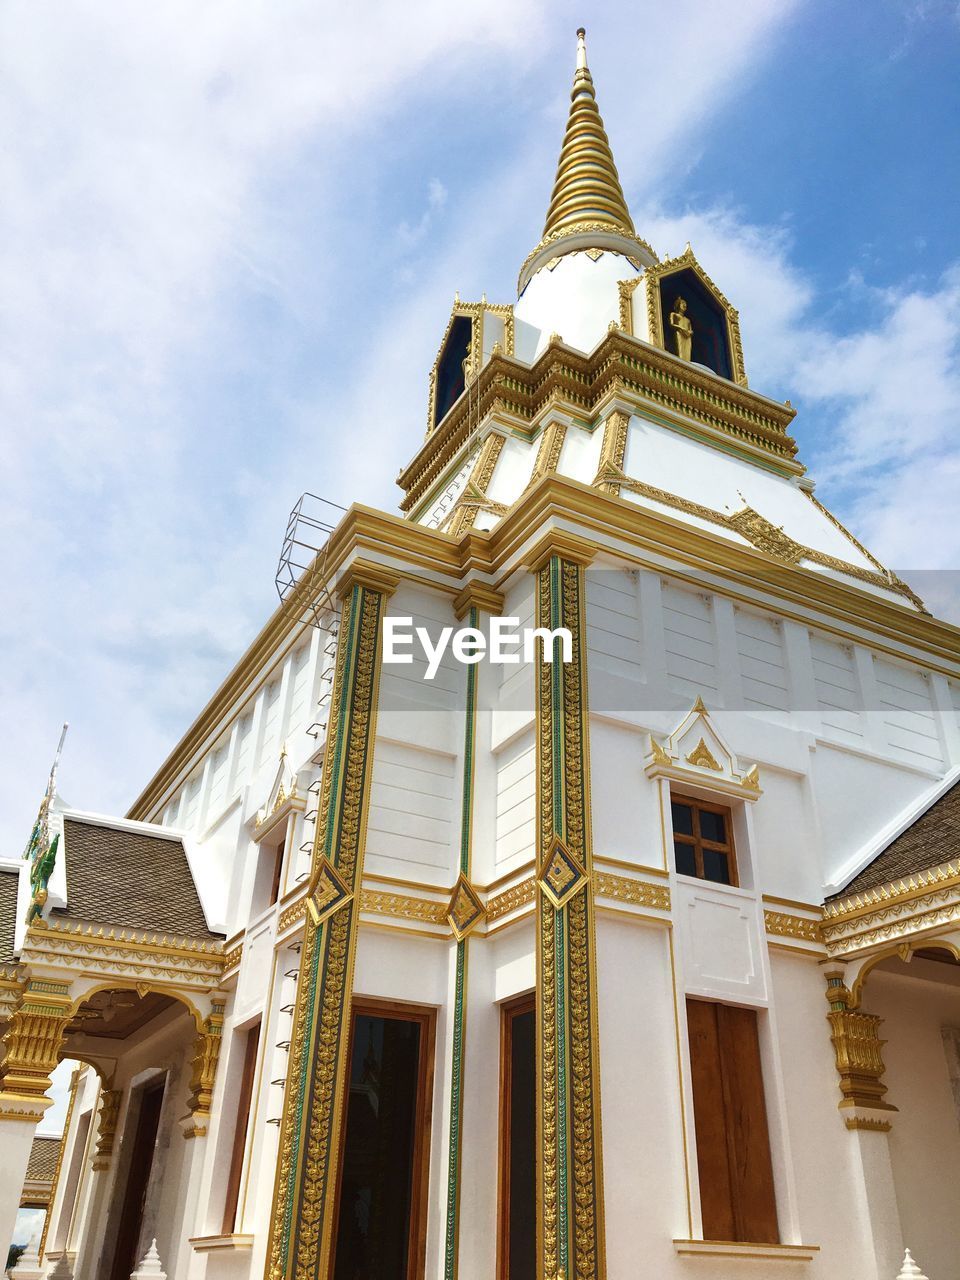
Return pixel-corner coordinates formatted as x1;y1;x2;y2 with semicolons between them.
268;493;345;1122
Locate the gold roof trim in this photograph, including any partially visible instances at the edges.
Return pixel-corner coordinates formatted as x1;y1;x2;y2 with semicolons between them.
398;329;800;512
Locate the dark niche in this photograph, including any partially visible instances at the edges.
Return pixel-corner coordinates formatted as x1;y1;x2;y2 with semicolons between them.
658;267;733;380
433;314;473;428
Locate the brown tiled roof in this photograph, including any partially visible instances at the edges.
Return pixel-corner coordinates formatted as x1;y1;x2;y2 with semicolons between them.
0;866;19;962
25;1135;60;1183
834;777;960;899
52;819;222;939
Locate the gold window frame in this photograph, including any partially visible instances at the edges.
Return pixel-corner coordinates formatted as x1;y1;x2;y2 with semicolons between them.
642;246;748;387
426;301;515;435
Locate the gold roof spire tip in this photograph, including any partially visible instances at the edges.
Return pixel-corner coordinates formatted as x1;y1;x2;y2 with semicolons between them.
541;28;635;239
516;26;658;291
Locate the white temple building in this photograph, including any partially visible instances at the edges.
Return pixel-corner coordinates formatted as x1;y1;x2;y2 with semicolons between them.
2;28;960;1280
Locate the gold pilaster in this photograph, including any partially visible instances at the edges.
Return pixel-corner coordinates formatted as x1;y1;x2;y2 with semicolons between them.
447;432;507;537
825;971;896;1120
185;1000;225;1137
265;574;391;1280
0;979;72;1119
526;420;568;493
92;1087;122;1170
594;410;630;495
534;546;606;1280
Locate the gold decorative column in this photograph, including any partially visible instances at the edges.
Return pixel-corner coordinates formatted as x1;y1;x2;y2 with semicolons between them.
593;409;629;496
185;1000;225;1138
265;563;395;1280
531;537;606;1280
0;978;72;1120
92;1087;123;1170
824;969;897;1128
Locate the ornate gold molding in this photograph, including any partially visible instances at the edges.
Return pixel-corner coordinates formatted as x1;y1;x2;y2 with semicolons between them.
617;278;642;335
399;329;798;514
524;419;568;493
763;910;822;944
265;581;389;1280
594;871;670;913
845;1115;892;1133
535;555;606;1280
452;579;505;620
186;1000;225;1134
447;432;507;537
92;1087;122;1170
825;972;896;1115
361;889;447;926
0;979;73;1114
20;920;225;992
823;859;960;958
594;409;630;496
598;465;922;608
486;878;536;923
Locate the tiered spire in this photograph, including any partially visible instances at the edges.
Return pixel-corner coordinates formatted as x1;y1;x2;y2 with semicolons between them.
518;28;657;292
542;28;635;238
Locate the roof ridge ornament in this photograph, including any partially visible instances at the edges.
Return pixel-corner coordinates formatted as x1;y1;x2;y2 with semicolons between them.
517;29;658;293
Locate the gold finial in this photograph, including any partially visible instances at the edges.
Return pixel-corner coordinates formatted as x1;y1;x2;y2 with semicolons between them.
541;28;635;239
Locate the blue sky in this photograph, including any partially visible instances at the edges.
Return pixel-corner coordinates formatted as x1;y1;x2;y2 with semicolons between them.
2;0;959;855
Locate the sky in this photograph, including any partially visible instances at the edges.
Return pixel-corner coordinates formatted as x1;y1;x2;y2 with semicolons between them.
2;0;960;857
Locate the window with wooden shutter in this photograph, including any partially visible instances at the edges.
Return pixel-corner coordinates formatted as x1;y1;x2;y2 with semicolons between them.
686;998;779;1244
222;1021;261;1234
671;795;738;886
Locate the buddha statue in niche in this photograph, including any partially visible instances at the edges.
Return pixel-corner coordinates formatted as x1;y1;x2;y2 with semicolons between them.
669;296;693;361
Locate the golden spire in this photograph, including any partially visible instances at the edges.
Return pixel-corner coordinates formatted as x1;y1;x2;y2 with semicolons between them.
542;28;635;238
517;29;656;293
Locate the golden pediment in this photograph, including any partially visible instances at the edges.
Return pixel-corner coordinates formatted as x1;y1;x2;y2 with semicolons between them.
645;697;761;799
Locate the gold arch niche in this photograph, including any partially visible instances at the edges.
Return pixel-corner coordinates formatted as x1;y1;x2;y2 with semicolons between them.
62;982;222;1137
642;245;748;387
65;982;204;1037
849;938;960;1009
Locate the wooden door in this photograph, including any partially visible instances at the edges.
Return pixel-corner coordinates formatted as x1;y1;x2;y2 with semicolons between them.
686;999;779;1245
497;994;535;1280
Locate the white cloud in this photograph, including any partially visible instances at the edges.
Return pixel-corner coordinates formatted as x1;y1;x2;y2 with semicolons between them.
396;178;450;251
636;205;960;589
9;0;955;863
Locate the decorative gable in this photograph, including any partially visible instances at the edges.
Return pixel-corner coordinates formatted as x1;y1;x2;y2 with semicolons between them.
645;697;761;800
254;748;303;842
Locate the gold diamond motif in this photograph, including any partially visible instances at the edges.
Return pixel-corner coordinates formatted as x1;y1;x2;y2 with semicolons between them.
305;856;352;926
538;835;588;909
446;874;486;941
